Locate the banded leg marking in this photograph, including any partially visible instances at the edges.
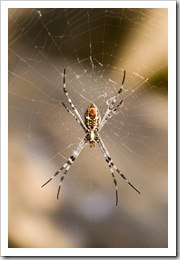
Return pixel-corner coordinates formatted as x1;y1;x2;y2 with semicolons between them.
99;70;125;131
56;154;76;199
112;164;141;195
42;137;87;199
105;157;119;206
63;69;87;131
105;99;124;121
96;137;119;205
97;135;140;205
62;102;86;131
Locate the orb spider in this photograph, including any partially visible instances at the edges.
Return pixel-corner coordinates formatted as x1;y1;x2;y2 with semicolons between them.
42;69;140;206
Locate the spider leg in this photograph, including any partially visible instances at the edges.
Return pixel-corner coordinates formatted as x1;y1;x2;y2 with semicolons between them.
96;137;119;205
62;102;86;132
103;162;118;206
63;69;87;132
97;135;140;205
99;70;125;131
104;158;119;205
42;136;88;199
106;99;124;121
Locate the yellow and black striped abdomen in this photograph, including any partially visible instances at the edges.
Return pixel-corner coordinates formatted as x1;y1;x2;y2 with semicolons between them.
84;103;100;131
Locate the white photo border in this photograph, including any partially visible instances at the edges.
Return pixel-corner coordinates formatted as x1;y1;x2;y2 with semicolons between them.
1;1;176;256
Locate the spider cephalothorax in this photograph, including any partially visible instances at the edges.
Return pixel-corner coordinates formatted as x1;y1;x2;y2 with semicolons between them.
42;69;140;206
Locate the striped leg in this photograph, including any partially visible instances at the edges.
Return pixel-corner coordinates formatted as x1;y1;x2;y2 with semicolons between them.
97;135;140;205
104;99;123;122
99;70;125;131
42;137;87;199
62;102;86;131
63;69;87;132
96;137;119;205
106;158;118;206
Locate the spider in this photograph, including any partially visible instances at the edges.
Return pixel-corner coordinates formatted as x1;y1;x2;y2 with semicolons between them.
42;69;140;205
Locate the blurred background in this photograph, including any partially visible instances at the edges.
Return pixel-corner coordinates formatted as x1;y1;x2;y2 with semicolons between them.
8;8;168;248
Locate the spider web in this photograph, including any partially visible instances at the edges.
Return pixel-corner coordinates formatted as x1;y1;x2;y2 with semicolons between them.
8;6;168;250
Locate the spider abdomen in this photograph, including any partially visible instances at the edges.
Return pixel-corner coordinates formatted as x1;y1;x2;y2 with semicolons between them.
84;103;100;131
84;103;100;147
